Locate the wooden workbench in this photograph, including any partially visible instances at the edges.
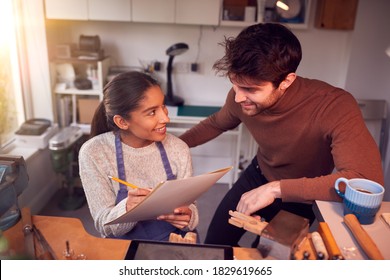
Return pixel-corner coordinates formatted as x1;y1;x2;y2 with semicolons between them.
314;200;390;260
3;215;262;260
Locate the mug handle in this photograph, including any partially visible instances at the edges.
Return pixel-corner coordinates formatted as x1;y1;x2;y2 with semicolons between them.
335;177;348;199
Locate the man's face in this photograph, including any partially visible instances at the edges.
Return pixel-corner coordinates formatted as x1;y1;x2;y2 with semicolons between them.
231;79;284;116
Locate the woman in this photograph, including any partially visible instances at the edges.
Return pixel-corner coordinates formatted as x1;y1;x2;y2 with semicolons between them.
79;71;198;241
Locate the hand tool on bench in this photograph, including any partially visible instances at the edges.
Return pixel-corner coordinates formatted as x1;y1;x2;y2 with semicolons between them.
317;222;344;259
229;210;309;259
33;225;56;260
169;232;197;244
21;208;35;259
310;231;329;260
344;213;384;260
21;207;56;259
229;210;268;235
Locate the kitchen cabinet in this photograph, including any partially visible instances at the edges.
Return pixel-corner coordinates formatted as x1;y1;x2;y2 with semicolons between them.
175;0;220;26
45;0;220;26
45;0;88;20
45;0;131;21
220;0;312;29
315;0;359;30
132;0;175;23
132;0;220;26
51;57;110;134
88;0;132;22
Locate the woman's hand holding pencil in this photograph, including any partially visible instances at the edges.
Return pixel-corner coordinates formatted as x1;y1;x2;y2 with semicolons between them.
125;188;151;211
108;175;151;211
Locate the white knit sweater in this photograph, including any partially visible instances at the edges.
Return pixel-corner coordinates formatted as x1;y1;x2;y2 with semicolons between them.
78;132;198;238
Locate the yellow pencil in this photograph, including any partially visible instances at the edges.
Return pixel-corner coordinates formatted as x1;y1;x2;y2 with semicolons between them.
108;175;139;189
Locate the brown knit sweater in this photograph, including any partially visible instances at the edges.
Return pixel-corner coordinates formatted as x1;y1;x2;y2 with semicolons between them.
180;77;384;203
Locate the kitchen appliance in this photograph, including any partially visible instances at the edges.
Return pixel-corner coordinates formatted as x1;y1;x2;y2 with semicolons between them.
14;119;59;150
49;126;85;210
72;35;104;60
165;42;189;106
79;35;101;51
55;63;75;88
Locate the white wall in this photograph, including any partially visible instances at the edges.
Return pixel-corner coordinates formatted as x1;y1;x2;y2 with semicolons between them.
344;0;390;201
22;0;53;120
17;148;60;214
5;0;60;215
37;0;390;198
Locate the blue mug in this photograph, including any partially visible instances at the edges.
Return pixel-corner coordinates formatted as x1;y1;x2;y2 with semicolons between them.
335;178;384;224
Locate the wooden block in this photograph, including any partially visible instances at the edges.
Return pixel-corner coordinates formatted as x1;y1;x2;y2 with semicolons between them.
169;232;197;244
381;213;390;227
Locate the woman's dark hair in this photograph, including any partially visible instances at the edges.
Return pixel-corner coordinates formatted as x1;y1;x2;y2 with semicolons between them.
213;23;302;88
90;71;160;137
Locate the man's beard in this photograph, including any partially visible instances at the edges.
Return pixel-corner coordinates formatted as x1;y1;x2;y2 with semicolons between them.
240;89;282;116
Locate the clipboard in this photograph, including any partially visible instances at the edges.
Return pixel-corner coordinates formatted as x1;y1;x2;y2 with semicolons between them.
106;166;232;225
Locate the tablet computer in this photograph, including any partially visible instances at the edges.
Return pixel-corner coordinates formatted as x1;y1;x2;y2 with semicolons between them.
125;239;234;260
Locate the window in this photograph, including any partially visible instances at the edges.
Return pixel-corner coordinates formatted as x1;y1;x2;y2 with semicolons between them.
0;0;26;148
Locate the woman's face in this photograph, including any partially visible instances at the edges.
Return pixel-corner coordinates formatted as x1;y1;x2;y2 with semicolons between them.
122;85;170;148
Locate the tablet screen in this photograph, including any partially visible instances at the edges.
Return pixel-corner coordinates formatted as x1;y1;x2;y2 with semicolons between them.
125;239;234;260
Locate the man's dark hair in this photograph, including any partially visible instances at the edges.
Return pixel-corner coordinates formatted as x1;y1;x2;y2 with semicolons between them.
213;23;302;88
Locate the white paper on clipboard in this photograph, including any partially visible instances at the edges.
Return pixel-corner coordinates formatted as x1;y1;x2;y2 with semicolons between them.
105;166;232;225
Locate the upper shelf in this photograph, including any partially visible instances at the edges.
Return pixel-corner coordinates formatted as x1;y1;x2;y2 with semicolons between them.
220;0;312;29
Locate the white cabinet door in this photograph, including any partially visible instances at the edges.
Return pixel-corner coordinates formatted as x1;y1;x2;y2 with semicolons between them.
45;0;88;20
88;0;131;22
175;0;220;25
132;0;175;23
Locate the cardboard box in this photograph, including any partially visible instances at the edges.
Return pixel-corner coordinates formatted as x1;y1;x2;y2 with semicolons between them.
77;98;100;124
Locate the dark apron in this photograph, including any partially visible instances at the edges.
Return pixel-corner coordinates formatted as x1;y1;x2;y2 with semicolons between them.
111;133;190;241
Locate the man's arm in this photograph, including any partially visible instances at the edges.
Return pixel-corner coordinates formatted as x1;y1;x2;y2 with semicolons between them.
280;94;384;203
180;89;242;147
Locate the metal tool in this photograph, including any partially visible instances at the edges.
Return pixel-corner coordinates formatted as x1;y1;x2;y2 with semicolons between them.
21;208;35;259
344;213;384;260
63;240;74;260
21;207;57;260
229;210;309;259
33;225;56;260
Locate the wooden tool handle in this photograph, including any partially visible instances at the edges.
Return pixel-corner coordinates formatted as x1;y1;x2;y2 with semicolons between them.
311;231;329;260
318;222;343;259
343;214;384;260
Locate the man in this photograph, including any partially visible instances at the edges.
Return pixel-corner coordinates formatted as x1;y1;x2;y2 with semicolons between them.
179;23;384;247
